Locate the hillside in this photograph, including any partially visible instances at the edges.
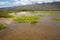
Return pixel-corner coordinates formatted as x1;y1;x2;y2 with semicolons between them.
0;1;60;11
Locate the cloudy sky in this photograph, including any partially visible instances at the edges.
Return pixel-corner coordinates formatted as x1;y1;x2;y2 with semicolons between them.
0;0;60;8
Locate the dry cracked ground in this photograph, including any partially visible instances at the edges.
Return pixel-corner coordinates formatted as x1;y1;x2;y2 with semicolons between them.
0;11;60;40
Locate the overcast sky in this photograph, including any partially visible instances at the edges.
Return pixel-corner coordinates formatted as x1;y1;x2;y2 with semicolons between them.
0;0;60;8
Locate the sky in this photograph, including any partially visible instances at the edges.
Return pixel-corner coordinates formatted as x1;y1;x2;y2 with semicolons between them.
0;0;60;8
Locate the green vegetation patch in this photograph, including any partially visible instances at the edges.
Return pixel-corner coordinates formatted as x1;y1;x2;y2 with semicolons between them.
53;18;60;21
35;11;57;14
0;10;9;17
0;23;6;30
0;10;14;18
4;15;14;18
43;11;57;14
29;11;58;14
14;15;43;24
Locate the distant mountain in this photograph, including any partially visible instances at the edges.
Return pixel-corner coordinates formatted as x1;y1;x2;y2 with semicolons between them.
0;1;60;11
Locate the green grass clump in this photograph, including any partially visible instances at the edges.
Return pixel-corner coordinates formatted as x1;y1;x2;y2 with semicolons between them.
14;15;43;24
53;18;60;21
44;11;57;14
0;23;6;30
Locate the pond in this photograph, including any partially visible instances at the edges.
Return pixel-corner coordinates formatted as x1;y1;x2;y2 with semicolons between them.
0;11;60;40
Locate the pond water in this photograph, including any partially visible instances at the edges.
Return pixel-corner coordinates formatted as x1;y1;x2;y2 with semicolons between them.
0;11;60;40
13;11;45;16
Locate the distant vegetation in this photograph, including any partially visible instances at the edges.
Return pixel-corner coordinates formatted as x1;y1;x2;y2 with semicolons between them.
0;9;57;18
0;10;9;17
0;10;21;18
0;23;6;30
11;10;21;13
0;10;41;18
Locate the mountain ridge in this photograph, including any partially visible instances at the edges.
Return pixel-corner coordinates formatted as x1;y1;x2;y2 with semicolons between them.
0;1;60;11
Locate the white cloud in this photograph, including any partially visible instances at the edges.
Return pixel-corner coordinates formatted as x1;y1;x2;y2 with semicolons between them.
0;2;9;4
13;0;32;5
13;1;20;4
12;0;60;5
55;0;60;1
43;0;53;2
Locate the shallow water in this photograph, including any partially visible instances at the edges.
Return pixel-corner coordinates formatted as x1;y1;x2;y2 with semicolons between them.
13;11;45;16
0;11;60;40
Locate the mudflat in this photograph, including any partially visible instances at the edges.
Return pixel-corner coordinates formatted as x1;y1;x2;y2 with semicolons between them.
0;11;60;40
